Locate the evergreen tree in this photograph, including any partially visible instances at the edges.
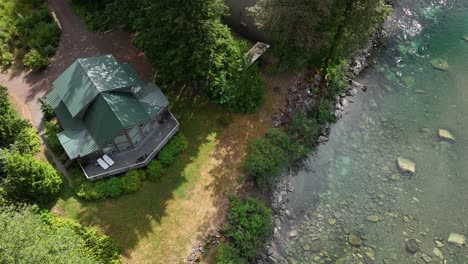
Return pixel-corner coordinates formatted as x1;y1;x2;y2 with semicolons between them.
2;151;62;203
0;205;121;264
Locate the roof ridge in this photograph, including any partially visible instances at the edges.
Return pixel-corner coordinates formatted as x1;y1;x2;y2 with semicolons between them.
77;58;101;91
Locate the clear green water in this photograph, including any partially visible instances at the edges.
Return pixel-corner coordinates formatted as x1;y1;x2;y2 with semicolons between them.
279;0;468;263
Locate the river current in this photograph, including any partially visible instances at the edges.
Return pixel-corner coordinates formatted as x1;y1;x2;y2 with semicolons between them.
277;0;468;263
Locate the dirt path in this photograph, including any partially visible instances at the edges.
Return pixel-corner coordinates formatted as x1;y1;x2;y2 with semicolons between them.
0;0;153;129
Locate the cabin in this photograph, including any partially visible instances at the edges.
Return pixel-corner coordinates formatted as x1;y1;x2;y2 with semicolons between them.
46;55;179;180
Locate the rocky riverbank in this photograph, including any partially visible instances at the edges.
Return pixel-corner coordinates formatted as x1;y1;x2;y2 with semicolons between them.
260;20;386;264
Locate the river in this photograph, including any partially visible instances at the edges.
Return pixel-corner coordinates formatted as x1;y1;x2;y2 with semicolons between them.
276;0;468;263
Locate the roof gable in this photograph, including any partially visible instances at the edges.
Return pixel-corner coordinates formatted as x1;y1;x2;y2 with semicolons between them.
46;55;173;158
48;55;146;118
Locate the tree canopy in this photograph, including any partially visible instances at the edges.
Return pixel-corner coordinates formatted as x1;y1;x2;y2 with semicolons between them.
0;86;41;155
0;205;121;264
249;0;389;67
2;151;62;204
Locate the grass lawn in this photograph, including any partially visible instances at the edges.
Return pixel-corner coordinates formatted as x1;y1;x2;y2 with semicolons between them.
50;67;296;263
52;86;227;262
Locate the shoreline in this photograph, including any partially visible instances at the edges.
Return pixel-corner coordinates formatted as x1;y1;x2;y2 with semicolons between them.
262;8;392;263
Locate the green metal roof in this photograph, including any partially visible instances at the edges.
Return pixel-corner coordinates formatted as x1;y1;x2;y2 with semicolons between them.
133;83;169;117
46;55;171;159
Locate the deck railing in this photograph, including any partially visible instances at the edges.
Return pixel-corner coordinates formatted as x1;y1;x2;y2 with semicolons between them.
79;111;180;180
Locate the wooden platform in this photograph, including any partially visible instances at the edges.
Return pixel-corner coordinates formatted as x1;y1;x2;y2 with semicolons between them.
79;112;179;180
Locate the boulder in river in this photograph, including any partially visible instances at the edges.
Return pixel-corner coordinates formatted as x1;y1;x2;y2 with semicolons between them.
430;58;449;71
437;129;455;142
348;232;363;246
448;233;465;247
366;215;380;222
397;157;416;174
405;238;420;253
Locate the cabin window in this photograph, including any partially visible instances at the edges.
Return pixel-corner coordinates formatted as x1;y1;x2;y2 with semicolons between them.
116;141;131;152
128;125;143;146
140;122;152;135
103;145;118;154
114;133;129;144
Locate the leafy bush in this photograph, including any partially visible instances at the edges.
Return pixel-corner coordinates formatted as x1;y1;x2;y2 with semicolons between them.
216;243;244;264
38;97;55;121
0;86;41;155
244;135;288;189
325;59;350;97
40;212;121;264
23;49;49;70
224;197;273;259
158;133;188;167
105;177;123;198
0;205;104;263
2;151;63;203
287;112;321;148
121;170;142;193
0;0;59;68
75;168;144;200
226;64;264;113
14;127;42;155
44;120;68;161
313;98;336;124
76;180;107;200
0;49;14;68
146;160;166;182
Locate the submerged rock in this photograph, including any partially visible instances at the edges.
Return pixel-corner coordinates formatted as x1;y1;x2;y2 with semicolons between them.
397;157;416;174
348;232;363;246
289;229;299;238
430;58;449;71
389;174;401;181
415;89;427;94
405;238;420;253
448;233;465;247
437;129;455;142
422;254;432;263
366;215;381;222
432;248;444;259
434;240;444;248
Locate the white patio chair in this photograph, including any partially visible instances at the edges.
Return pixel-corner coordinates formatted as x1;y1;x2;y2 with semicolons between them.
102;154;115;166
97;158;109;170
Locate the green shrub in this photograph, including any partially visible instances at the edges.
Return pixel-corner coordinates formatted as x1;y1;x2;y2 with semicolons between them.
158;133;188;167
23;49;49;70
216;243;244;264
121;170;142;193
14;127;42;155
224;64;264;113
40;210;121;263
2;151;63;203
146;160;166;182
0;50;14;68
244;136;288;190
314;99;336;125
38;97;55;121
224;197;273;259
76;180;107;200
75;169;144;200
326;59;350;97
44;120;68;161
106;177;123;198
287;112;321;150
